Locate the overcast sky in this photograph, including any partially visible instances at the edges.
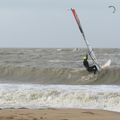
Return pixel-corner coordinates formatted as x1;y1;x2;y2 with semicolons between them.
0;0;120;48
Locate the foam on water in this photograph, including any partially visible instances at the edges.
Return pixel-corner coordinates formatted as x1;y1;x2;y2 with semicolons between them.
0;84;120;112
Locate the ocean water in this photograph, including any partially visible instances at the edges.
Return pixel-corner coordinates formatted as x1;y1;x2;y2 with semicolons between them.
0;48;120;112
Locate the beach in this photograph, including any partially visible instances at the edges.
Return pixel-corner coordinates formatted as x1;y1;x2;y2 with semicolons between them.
0;108;120;120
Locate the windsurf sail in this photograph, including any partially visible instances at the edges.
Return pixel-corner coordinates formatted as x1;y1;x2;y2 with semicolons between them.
71;8;100;70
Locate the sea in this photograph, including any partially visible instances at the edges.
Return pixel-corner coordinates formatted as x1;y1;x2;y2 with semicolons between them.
0;48;120;112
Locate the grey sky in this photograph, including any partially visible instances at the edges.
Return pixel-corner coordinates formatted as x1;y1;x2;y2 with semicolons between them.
0;0;120;48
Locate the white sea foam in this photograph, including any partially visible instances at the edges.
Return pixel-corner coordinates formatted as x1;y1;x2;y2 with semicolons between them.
0;84;120;112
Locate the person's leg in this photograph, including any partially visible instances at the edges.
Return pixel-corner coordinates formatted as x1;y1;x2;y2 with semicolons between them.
92;65;97;74
88;65;97;74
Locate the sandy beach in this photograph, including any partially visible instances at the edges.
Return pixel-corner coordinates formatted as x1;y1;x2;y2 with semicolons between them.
0;108;120;120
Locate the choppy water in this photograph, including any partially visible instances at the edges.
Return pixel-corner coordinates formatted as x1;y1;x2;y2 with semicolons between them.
0;48;120;111
0;48;120;84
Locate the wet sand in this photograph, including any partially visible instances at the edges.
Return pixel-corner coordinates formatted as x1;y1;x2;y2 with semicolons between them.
0;108;120;120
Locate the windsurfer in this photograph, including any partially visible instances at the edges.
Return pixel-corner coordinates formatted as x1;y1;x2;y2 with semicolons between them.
83;54;98;74
71;8;100;73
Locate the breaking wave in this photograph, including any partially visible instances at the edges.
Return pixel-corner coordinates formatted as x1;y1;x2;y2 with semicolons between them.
0;65;120;84
0;84;120;112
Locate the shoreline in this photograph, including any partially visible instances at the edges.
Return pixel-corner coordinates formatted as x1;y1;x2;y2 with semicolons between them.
0;108;120;120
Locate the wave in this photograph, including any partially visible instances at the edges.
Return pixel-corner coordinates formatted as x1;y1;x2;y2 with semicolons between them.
91;68;120;85
0;84;120;112
0;65;119;84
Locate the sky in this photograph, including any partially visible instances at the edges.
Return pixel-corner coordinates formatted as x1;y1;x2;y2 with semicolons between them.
0;0;120;48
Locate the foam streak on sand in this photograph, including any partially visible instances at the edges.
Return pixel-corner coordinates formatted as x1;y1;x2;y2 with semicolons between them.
0;84;120;112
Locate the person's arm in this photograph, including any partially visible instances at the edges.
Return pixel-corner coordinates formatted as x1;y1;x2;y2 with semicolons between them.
86;54;88;60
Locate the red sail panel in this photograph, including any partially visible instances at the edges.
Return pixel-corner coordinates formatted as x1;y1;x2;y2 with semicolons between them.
71;8;85;40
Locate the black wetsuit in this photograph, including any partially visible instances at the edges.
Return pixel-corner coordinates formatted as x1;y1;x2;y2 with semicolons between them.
83;59;98;74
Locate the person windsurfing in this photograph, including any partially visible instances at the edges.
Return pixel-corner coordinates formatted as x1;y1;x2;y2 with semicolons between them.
71;8;100;73
83;54;98;74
